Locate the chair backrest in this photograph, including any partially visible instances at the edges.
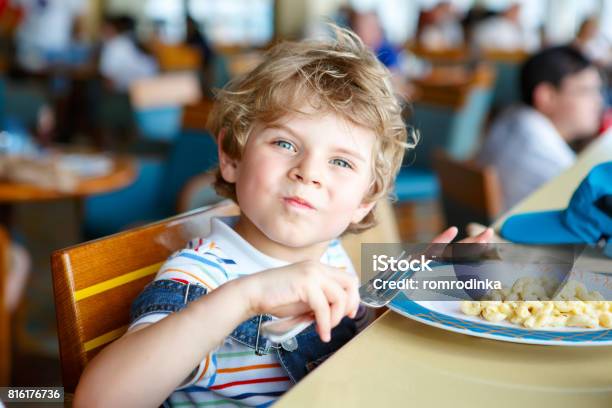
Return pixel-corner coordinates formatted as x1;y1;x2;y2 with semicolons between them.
406;42;470;64
129;73;202;141
178;172;224;213
129;72;202;110
0;225;10;386
181;98;214;132
151;43;203;72
432;150;502;234
159;130;219;215
482;49;529;111
52;200;239;393
84;131;219;239
407;64;495;169
4;80;48;129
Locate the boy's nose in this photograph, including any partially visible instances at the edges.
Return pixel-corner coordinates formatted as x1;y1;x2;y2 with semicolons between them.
289;157;322;186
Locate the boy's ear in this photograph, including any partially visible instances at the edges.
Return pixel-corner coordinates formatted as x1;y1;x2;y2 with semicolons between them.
350;200;377;224
533;82;557;113
217;129;239;183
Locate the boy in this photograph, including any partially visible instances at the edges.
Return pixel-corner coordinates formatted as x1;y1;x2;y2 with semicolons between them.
75;27;491;407
477;46;603;211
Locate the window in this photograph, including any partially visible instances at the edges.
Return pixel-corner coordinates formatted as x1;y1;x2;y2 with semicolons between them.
143;0;275;47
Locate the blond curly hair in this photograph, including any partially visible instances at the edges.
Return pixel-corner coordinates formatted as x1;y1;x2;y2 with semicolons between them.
208;26;417;233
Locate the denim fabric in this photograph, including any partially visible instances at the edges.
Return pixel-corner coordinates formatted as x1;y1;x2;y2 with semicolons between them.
130;279;358;384
130;279;208;320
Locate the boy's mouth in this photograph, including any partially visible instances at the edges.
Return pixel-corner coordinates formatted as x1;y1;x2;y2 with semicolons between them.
283;196;315;210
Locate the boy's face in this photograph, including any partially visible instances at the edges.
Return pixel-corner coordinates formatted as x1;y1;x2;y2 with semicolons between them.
220;104;376;250
541;67;603;140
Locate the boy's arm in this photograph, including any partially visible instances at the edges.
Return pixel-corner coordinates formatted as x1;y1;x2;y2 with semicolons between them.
74;260;359;408
73;278;251;408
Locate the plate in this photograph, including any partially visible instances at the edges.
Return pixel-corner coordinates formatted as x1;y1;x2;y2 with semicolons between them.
388;292;612;346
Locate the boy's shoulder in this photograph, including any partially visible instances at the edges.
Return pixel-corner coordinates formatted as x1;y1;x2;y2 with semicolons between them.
322;239;356;274
185;237;223;254
168;237;236;268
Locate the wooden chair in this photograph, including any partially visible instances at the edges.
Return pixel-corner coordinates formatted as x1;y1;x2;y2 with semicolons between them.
432;149;503;236
181;98;215;133
150;43;203;72
0;225;10;386
52;200;239;393
405;42;470;65
53;196;401;393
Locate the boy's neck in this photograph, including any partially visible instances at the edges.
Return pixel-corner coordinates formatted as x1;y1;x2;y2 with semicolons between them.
233;214;330;263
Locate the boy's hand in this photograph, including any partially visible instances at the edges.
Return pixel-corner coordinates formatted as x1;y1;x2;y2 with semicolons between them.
432;226;494;244
427;226;494;261
239;261;360;342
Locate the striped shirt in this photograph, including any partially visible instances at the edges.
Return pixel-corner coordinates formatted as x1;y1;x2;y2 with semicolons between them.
129;216;356;407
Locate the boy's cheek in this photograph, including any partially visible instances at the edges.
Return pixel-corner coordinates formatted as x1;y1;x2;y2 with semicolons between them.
325;193;368;222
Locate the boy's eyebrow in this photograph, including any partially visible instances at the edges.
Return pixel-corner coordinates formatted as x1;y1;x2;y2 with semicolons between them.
333;147;367;163
267;124;367;163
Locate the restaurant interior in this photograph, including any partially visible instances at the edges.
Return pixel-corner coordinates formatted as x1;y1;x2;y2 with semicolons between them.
0;0;611;400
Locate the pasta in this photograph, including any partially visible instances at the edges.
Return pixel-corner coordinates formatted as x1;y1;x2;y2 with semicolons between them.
460;277;612;329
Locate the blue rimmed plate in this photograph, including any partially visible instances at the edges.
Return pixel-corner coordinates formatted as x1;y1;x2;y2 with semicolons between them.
389;292;612;346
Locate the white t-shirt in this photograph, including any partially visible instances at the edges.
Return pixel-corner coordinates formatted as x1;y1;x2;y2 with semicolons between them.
420;21;464;50
477;105;576;211
580;35;612;65
129;216;358;407
472;17;539;52
99;34;158;91
15;0;86;70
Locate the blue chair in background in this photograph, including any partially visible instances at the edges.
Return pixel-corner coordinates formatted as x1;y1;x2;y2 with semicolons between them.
0;78;48;154
483;50;529;113
157;129;219;216
2;79;49;131
177;172;225;213
129;73;201;143
83;157;167;238
395;64;495;204
133;106;183;142
83;130;219;238
0;78;5;126
393;65;495;241
94;85;134;145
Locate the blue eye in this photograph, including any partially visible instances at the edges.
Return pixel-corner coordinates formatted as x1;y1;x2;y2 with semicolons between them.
330;158;352;169
274;140;296;152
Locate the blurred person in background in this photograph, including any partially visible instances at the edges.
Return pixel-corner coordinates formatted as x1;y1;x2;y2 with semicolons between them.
574;17;612;67
349;10;399;70
184;15;219;95
573;17;612;133
472;3;539;52
417;1;464;51
348;9;417;97
13;0;86;72
477;46;603;211
99;15;158;92
94;15;158;149
185;16;214;67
